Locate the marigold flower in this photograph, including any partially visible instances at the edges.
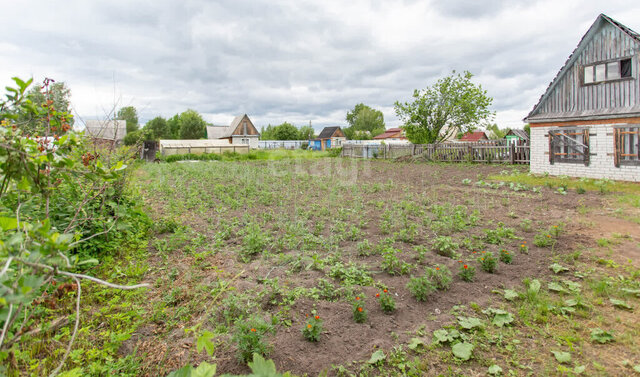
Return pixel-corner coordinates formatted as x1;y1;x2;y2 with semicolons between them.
458;260;462;263
463;265;468;269
481;258;484;261
315;315;319;320
376;293;380;298
435;267;440;270
482;251;486;253
250;328;256;332
553;225;558;228
383;289;387;293
547;235;551;238
307;324;312;328
357;307;363;312
355;296;360;300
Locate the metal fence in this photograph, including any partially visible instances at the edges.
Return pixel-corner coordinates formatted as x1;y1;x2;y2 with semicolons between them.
342;140;530;164
258;140;309;149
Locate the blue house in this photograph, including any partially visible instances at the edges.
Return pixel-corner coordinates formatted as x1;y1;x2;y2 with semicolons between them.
311;127;346;151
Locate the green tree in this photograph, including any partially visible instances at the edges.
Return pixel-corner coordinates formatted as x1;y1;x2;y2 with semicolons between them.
260;125;276;140
273;122;300;140
524;124;531;136
145;116;169;140
298;124;315;140
19;81;73;133
167;114;181;139
344;103;385;140
486;123;510;139
116;106;139;133
394;71;494;144
178;109;207;139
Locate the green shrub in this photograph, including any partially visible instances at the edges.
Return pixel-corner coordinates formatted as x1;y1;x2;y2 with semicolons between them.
534;231;555;247
425;265;452;290
407;275;436;301
302;315;323;342
241;223;269;261
479;252;498;273
380;247;412;275
232;316;273;362
458;264;476;282
376;289;396;314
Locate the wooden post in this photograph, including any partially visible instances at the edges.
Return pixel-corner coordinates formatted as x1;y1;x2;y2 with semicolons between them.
510;143;515;164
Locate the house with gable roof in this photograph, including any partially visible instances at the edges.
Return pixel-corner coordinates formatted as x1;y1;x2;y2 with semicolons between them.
524;14;640;181
206;114;260;149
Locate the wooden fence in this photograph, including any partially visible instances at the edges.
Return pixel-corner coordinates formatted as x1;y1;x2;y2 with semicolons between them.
341;140;530;164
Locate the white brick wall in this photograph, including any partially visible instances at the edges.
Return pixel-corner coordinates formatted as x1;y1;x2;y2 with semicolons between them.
530;124;640;182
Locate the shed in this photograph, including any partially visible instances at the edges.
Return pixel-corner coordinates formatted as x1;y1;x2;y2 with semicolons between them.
505;129;530;144
524;14;640;181
206;114;260;149
83;120;126;146
158;139;249;156
311;126;346;151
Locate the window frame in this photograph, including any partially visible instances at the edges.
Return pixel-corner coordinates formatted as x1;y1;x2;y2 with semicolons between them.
582;57;634;85
548;128;590;166
614;126;640;167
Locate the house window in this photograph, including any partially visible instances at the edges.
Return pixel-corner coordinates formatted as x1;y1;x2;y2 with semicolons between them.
614;126;640;166
241;138;249;145
549;128;590;165
583;58;633;84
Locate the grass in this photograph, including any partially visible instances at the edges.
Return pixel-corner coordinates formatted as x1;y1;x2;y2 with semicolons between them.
160;148;332;162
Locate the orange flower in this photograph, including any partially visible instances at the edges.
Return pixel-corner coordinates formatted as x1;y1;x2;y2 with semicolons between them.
383;289;387;293
481;258;484;261
553;225;558;228
463;265;468;269
523;241;527;244
307;324;312;328
250;328;256;332
315;315;319;320
355;296;360;300
458;260;462;263
357;307;363;312
473;251;477;254
376;293;380;298
482;251;486;254
435;267;440;270
547;235;551;238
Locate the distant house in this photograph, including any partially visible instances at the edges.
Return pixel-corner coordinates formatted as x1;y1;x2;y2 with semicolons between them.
206;114;260;149
459;131;488;142
524;14;640;182
505;129;530;144
83;120;126;146
373;128;407;141
311;127;346;151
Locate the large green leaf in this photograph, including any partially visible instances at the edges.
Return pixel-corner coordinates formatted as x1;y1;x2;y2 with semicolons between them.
457;316;484;330
192;362;217;377
451;342;474;361
551;350;571;364
0;216;17;231
367;350;386;364
196;331;215;356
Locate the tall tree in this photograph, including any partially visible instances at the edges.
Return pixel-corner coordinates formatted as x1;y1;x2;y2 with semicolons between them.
178;109;207;139
394;71;494;144
167;114;181;139
486;123;510;139
273;122;300;140
145;116;169;140
344;103;385;140
20;81;73;133
298;124;315;140
116;106;139;133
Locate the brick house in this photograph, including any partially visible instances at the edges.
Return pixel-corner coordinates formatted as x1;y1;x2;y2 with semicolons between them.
524;14;639;182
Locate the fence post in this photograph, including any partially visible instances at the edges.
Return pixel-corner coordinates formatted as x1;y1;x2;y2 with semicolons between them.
510;143;515;164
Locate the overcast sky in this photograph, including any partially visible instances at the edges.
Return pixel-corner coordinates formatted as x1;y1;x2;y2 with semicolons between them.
2;1;640;131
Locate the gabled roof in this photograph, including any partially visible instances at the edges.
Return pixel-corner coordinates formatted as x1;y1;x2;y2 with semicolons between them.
317;126;343;139
525;14;640;121
459;131;487;142
506;129;530;140
83;120;126;141
207;114;259;139
373;128;405;139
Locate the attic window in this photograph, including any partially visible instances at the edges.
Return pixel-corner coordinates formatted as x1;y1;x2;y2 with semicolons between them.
583;58;633;84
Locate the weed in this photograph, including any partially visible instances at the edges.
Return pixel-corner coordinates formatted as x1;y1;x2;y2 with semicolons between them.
432;236;459;258
241;223;270;261
407;275;436;302
356;239;372;256
381;247;412;275
425;265;452;290
534;231;555;248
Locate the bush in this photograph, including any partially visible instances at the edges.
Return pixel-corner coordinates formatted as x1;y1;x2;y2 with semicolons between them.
232;317;273;362
327;147;342;157
458;264;476;282
302;315;323;342
425;265;452;290
376;289;396;314
479;252;498;273
407;275;436;301
241;223;269;261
